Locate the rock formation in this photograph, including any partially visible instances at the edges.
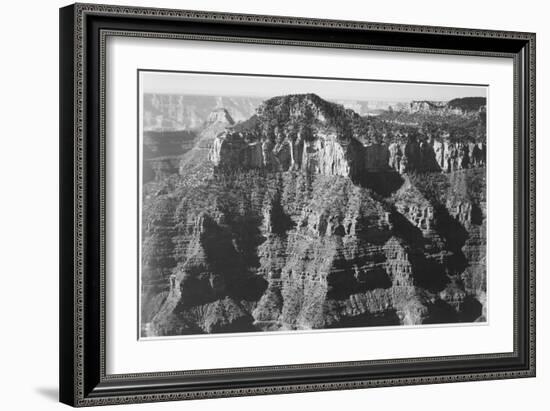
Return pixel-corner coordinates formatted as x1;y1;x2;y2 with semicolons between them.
179;108;235;172
143;94;262;131
408;97;486;117
436;141;486;172
208;95;485;177
140;93;487;336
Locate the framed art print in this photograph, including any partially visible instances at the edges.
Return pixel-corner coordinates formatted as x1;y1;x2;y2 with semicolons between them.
59;3;535;407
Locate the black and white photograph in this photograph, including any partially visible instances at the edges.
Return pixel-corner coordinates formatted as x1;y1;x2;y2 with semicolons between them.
0;0;544;408
139;71;488;338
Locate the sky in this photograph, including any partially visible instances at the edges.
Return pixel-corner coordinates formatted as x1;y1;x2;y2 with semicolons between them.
140;70;487;102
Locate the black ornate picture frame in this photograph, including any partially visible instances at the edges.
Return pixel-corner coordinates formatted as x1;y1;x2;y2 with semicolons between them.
59;3;535;407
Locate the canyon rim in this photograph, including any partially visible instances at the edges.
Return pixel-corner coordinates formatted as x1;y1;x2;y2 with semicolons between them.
139;71;487;338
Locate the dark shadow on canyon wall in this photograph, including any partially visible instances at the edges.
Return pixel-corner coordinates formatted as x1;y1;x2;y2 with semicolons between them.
326;267;392;300
423;294;483;324
389;209;451;292
177;214;268;308
459;295;483;322
471;203;484;225
389;209;426;247
325;310;401;329
433;205;469;252
354;171;404;197
409;252;449;292
424;299;458;324
268;194;295;235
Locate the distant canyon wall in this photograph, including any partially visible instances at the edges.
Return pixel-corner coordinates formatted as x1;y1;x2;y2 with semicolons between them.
408;98;487;117
143;94;262;131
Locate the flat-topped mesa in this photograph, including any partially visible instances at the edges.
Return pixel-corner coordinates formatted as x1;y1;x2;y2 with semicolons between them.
409;101;448;114
408;97;487;117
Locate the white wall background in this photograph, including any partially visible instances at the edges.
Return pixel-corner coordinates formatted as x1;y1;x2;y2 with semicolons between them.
0;0;545;409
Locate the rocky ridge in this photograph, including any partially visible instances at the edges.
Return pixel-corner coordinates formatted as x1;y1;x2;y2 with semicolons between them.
208;94;486;177
141;93;487;336
408;97;487;116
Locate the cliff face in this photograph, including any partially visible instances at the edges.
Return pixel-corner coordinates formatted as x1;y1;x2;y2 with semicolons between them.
208;95;485;178
433;140;486;172
141;93;487;336
142;167;486;335
409;97;486;117
208;94;375;178
209;129;368;179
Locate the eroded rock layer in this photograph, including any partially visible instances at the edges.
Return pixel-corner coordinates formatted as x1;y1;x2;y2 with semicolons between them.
142;167;486;335
141;93;487;336
207;95;485;178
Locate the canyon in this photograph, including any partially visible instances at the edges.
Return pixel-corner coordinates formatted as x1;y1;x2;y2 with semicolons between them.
143;94;262;131
141;93;487;336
